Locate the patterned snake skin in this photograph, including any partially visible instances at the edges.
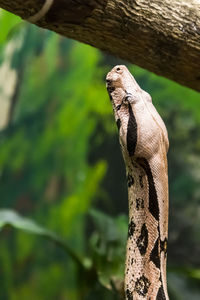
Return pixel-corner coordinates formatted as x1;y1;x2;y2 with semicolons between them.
106;66;169;300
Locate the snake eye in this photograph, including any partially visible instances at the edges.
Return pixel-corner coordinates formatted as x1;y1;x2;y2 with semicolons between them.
116;66;123;74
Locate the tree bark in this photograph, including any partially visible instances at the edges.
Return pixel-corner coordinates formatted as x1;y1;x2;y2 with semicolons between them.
0;0;200;92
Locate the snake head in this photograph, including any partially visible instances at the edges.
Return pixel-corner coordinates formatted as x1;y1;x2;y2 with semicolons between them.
106;65;140;102
106;65;142;114
106;65;169;159
106;65;141;157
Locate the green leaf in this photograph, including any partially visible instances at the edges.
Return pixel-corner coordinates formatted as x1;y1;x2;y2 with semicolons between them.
0;209;87;269
168;271;200;300
89;209;127;290
0;10;22;45
0;209;49;234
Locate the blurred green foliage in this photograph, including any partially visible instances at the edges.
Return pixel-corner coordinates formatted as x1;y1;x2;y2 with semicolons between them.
0;9;200;300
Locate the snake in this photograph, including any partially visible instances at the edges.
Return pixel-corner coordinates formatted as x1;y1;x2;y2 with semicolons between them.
106;66;169;300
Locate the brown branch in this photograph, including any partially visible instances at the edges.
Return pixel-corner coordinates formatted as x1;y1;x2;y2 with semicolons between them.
0;0;200;92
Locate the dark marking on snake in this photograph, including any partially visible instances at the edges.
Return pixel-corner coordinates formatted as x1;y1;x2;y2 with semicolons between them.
124;93;133;104
136;198;144;210
116;119;121;130
127;103;137;156
137;158;159;221
136;223;148;255
132;161;138;169
127;173;134;187
108;94;112;100
106;80;115;100
128;220;136;238
156;284;166;300
139;175;144;188
116;104;121;111
150;238;160;268
160;238;168;256
134;275;150;296
126;289;133;300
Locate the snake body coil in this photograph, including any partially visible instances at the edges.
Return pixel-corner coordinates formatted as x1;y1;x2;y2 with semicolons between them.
106;66;169;300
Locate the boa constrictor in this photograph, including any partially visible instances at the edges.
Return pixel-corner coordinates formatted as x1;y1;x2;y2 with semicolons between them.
106;66;169;300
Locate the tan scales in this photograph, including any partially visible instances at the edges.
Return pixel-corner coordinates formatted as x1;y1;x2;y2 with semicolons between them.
106;65;169;300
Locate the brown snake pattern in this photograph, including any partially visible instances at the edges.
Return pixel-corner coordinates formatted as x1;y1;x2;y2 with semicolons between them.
106;66;169;300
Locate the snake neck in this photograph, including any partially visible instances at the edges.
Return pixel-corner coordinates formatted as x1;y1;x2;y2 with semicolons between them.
125;156;169;300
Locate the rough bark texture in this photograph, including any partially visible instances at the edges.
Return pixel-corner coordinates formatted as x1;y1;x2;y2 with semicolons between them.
0;0;200;92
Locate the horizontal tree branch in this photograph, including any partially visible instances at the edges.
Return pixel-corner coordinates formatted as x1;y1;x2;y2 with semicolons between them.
1;0;200;92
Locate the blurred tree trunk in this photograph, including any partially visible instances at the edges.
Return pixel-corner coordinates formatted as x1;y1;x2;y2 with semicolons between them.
0;0;199;91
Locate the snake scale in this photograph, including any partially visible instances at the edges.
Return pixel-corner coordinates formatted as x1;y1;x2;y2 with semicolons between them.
106;66;169;300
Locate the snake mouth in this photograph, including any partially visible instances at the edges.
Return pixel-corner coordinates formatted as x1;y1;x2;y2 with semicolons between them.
106;79;115;98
